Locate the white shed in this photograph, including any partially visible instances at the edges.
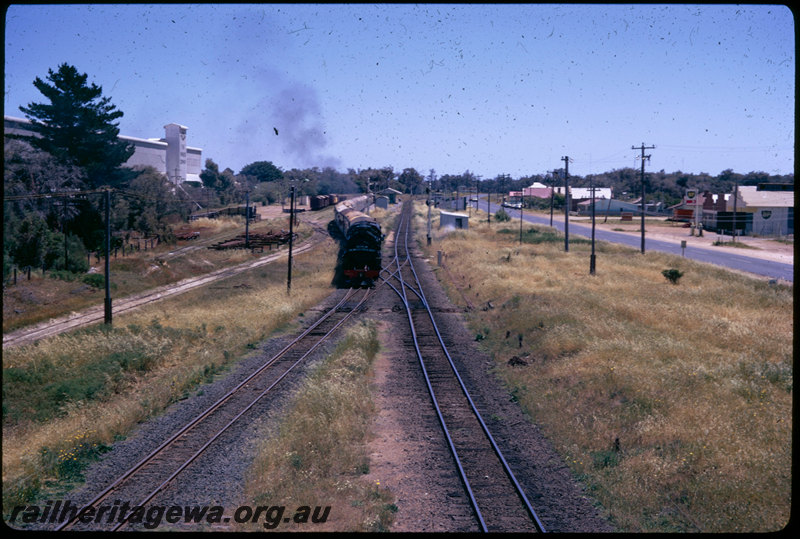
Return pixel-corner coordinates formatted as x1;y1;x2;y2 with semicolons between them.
439;211;469;230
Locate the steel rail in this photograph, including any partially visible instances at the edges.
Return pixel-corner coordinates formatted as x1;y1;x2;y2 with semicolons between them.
108;287;373;531
55;287;362;531
390;200;546;532
382;205;488;531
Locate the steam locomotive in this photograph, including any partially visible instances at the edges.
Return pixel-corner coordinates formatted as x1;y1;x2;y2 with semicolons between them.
333;195;382;287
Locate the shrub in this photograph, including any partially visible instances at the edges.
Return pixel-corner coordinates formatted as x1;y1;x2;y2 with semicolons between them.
662;268;684;284
494;208;511;222
48;270;79;282
82;273;105;288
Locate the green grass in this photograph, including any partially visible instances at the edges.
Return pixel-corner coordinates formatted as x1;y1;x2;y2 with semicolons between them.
243;321;395;532
2;231;338;514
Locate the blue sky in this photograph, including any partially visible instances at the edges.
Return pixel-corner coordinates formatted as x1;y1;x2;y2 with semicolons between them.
4;4;795;179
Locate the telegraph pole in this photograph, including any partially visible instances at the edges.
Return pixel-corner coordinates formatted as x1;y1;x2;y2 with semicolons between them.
287;185;295;294
104;187;112;325
487;189;491;224
519;190;524;244
590;177;596;274
549;171;555;227
426;180;432;245
632;143;655;254
732;179;738;243
561;156;571;252
244;189;250;249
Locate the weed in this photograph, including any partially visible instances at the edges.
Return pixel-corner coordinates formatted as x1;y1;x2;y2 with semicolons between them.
662;268;684;284
81;273;104;288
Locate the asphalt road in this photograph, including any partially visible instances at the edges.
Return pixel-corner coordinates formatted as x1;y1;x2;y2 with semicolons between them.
473;201;793;282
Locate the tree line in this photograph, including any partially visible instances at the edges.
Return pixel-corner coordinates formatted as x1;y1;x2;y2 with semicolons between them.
4;63;792;281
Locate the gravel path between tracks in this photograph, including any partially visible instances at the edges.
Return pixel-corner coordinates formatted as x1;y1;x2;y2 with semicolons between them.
360;240;617;532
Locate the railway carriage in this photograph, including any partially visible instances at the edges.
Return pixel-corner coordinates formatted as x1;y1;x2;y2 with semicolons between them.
334;195;382;286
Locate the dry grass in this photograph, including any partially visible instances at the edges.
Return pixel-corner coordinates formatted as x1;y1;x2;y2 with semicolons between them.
2;216;313;332
415;202;792;533
242;321;396;532
2;234;338;512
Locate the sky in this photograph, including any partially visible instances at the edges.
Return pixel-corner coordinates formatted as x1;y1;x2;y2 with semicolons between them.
4;3;795;179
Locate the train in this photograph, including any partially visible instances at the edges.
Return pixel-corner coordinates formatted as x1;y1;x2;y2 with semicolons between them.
334;195;382;287
309;194;345;211
190;205;259;221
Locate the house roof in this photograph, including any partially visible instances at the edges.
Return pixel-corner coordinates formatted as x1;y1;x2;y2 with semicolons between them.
527;182;548;189
737;186;794;208
570;187;612;199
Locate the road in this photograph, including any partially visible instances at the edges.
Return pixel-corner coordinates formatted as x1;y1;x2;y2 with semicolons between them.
475;201;793;282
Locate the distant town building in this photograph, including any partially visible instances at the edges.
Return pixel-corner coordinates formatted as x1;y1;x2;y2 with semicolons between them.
378;187;403;204
4;115;202;184
730;184;794;236
569;187;613;200
521;181;553;199
579;198;642;216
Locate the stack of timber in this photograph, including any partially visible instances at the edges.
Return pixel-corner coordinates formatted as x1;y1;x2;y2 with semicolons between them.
208;230;295;250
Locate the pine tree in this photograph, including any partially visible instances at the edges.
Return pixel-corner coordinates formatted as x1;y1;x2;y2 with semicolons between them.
17;63;134;188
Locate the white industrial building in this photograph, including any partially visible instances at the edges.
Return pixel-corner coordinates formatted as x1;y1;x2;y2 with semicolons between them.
4;115;202;184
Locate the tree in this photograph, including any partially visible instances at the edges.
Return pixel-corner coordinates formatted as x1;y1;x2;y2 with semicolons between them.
398;167;424;194
200;159;226;190
10;214;63;271
126;167;182;236
239;161;284;183
17;63;134;188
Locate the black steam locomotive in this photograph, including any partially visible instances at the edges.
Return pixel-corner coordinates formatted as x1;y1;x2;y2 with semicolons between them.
333;195;382;286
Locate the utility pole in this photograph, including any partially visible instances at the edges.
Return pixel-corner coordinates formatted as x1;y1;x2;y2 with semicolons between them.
549;171;555;227
732;179;738;243
561;157;571;252
632;143;655;254
519;190;524;244
287;185;295;294
104;188;112;325
426;180;432;245
487;189;491;224
590;177;597;274
244;189;250;249
62;197;69;271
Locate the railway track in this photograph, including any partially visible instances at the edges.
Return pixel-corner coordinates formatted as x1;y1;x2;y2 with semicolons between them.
54;286;371;532
380;200;546;533
3;228;326;349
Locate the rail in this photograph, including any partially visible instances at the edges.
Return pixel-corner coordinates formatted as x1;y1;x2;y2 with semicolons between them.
380;200;546;533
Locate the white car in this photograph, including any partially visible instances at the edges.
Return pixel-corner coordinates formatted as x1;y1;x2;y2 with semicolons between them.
502;202;522;209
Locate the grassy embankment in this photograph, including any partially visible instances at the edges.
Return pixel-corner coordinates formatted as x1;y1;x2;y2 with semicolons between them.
2;216;305;333
415;203;792;533
2;213;338;513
